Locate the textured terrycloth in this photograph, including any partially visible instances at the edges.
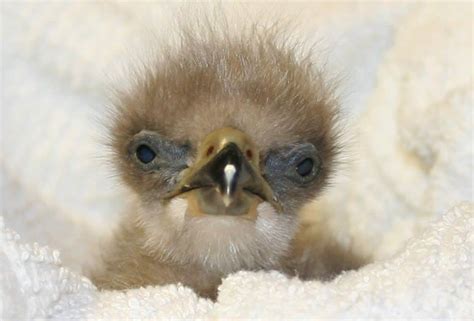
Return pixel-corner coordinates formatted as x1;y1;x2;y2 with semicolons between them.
1;204;472;319
1;2;472;319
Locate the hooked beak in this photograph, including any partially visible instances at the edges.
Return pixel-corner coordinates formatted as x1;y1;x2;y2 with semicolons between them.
165;127;281;217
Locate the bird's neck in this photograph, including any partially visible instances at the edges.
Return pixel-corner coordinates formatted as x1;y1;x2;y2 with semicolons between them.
134;200;298;275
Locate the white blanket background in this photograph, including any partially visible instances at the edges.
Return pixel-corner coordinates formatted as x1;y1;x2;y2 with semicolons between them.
1;2;472;319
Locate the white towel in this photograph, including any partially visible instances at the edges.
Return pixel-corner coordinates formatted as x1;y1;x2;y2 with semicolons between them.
1;203;472;319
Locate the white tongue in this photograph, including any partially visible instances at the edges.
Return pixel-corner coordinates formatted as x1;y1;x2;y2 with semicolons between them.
223;164;237;206
224;164;237;189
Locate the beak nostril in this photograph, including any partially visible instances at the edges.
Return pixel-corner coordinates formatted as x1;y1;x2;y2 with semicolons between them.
206;146;214;157
246;149;253;159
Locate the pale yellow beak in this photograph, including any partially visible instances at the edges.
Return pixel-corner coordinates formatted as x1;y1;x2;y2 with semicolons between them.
165;127;281;218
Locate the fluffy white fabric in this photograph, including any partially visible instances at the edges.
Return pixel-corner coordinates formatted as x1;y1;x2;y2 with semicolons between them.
1;204;472;319
1;2;472;319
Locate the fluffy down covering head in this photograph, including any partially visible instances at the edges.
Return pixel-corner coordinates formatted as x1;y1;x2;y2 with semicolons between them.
105;20;341;272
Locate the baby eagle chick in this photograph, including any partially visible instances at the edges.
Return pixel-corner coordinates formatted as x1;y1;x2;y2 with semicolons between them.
91;24;347;299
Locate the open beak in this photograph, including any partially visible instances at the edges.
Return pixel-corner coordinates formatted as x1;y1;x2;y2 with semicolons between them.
165;127;281;218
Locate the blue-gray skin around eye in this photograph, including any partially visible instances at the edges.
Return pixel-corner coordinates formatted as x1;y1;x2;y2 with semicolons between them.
263;143;322;212
128;130;190;187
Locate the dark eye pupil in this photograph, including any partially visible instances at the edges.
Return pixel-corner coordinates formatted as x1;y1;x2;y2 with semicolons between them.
296;158;314;177
136;145;156;164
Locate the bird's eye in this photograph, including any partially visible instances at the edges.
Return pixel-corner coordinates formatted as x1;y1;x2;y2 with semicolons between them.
136;144;156;164
264;143;321;187
296;158;314;177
